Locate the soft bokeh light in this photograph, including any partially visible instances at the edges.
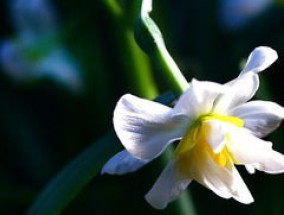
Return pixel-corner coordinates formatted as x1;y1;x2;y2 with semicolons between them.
218;0;273;30
0;0;83;93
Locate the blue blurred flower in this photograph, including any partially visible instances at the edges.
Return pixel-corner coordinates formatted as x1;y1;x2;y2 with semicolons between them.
219;0;273;30
0;0;83;93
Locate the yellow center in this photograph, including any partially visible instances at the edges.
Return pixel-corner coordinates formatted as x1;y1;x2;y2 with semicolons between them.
175;113;244;174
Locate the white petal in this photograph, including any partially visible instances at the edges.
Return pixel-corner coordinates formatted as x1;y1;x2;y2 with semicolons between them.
231;100;284;137
245;164;256;174
202;120;228;153
101;150;149;175
145;161;191;209
213;47;277;114
228;128;272;163
213;73;259;113
192;153;253;204
239;46;278;76
173;79;225;118
231;165;254;204
249;151;284;174
228;128;284;173
114;94;188;160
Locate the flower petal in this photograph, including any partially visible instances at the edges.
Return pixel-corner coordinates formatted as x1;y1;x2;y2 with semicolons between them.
227;128;272;163
228;128;284;173
213;47;277;114
230;165;255;204
249;151;284;174
101;150;150;175
231;100;284;137
173;79;225;119
239;46;278;76
145;161;191;209
201;120;228;153
114;94;188;160
213;73;259;114
191;152;253;204
245;164;256;174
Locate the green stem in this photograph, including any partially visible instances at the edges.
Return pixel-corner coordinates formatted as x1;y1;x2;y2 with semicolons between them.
135;0;189;95
155;45;189;95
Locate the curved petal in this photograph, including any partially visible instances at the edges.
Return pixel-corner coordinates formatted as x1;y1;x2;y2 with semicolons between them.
231;100;284;137
230;165;255;204
191;152;253;204
245;164;256;174
228;128;284;173
239;46;278;76
145;161;191;209
201;120;228;153
101;150;150;175
173;79;225;119
213;73;259;114
213;47;277;114
114;94;188;160
249;151;284;174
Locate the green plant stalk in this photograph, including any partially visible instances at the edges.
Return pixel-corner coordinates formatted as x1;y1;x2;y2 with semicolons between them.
155;45;189;94
135;0;189;95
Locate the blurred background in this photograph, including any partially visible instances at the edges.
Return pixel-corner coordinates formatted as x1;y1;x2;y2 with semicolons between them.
1;0;284;214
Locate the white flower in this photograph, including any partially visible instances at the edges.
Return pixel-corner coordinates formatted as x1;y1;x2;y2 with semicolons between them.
102;46;284;209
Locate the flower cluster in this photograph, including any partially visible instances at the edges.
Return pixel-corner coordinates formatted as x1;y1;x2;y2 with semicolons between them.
102;46;284;209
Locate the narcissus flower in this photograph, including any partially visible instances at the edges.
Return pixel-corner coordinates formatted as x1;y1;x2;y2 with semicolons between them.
102;46;284;209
